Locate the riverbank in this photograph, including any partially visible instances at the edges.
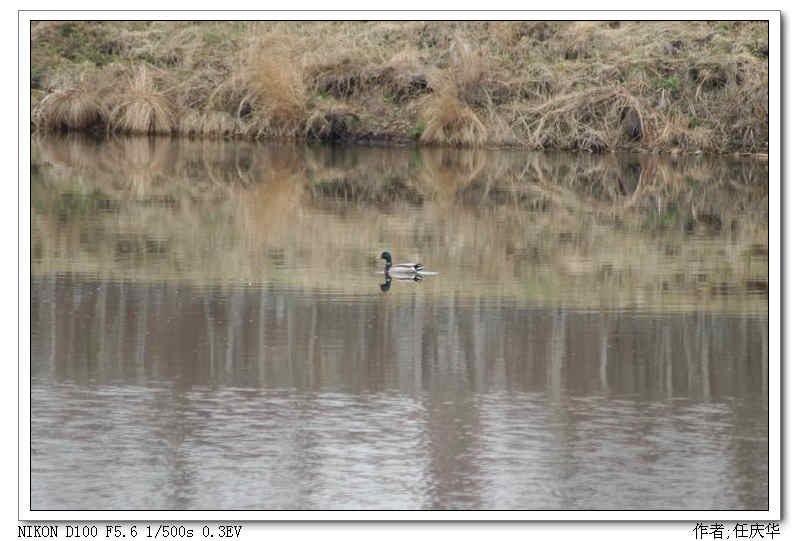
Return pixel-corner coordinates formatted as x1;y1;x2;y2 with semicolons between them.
30;21;769;154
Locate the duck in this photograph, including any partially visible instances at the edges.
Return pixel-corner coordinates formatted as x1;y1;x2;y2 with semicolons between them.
380;251;423;275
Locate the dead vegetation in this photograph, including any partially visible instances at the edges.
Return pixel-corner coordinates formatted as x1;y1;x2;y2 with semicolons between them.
32;66;111;132
210;34;307;137
108;65;176;135
511;87;650;151
31;20;769;153
419;89;488;146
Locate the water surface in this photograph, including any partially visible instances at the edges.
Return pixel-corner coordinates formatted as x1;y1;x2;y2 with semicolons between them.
30;136;768;510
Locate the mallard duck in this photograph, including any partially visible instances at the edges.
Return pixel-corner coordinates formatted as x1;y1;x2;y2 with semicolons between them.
380;251;423;274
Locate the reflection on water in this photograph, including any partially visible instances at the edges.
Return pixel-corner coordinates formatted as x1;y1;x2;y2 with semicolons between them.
31;135;768;313
381;274;424;292
30;136;768;510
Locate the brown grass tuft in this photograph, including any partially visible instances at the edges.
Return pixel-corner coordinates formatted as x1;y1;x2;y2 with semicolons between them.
212;34;306;138
448;35;489;99
419;88;488;147
34;87;107;132
108;65;176;135
33;68;111;132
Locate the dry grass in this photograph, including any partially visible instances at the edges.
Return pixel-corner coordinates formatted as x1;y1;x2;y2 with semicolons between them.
179;110;238;138
34;87;106;132
512;87;650;151
30;20;769;153
439;35;490;106
108;65;176;135
32;67;111;132
210;34;306;138
419;89;488;146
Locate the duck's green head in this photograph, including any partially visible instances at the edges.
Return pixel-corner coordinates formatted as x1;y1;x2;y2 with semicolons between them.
380;251;392;263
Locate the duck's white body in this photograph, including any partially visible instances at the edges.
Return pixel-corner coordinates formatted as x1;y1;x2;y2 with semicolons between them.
389;262;424;272
380;251;423;275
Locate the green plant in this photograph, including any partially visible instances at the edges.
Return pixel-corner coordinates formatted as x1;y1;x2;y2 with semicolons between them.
410;121;426;139
746;42;768;60
653;76;681;94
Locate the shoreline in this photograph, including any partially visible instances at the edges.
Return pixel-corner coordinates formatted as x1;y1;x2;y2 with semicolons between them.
31;21;769;155
32;130;770;161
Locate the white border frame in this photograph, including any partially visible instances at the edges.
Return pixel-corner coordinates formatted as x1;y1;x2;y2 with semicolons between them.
18;10;781;522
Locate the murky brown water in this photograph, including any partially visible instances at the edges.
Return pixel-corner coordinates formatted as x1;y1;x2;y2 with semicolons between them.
30;136;768;510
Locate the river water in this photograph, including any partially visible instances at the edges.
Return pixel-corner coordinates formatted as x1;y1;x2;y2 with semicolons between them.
29;136;768;510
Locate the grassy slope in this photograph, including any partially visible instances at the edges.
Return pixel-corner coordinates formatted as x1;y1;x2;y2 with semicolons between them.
31;20;769;153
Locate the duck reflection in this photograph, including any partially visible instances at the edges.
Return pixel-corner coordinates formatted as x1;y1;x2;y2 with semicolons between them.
380;273;422;292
